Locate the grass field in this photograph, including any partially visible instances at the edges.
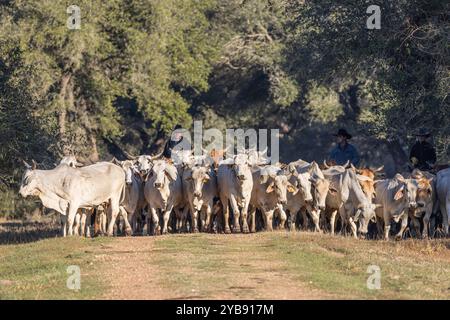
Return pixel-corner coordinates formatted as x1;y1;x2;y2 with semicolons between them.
0;221;449;300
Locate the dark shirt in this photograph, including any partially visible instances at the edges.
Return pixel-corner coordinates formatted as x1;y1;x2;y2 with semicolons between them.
409;141;436;170
329;143;360;166
163;137;183;158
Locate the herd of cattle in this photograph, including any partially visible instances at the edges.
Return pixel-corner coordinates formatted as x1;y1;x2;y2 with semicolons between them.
18;148;450;240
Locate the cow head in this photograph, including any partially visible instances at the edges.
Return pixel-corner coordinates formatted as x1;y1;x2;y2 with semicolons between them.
354;203;380;236
310;175;330;210
19;160;39;198
149;160;177;191
308;162;330;211
356;170;376;199
230;154;252;185
59;155;83;168
287;166;312;203
185;166;211;205
123;160;138;185
261;169;297;205
135;155;153;178
415;177;433;209
392;175;418;208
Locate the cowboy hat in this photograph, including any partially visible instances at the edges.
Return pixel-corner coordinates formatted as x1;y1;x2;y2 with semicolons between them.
414;128;431;137
333;128;352;139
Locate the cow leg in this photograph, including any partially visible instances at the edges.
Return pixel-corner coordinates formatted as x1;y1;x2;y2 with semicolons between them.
395;214;408;240
229;195;241;233
161;205;173;234
119;207;133;236
331;209;340;235
204;205;212;233
241;201;250;234
288;209;297;231
85;209;92;237
309;209;322;233
189;203;199;233
220;195;231;234
248;206;256;233
60;214;67;237
410;216;421;238
80;210;87;237
441;201;450;236
261;208;274;231
73;212;81;236
347;217;357;239
66;205;79;236
277;206;287;230
300;207;309;230
149;207;159;235
106;201;120;237
101;212;107;234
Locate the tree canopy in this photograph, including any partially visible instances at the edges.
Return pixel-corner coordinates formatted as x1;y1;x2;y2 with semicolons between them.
0;0;448;217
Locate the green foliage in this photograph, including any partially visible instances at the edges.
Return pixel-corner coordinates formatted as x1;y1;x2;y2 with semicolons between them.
0;0;448;217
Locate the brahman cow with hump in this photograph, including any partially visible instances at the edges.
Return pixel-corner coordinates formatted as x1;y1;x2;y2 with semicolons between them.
19;160;125;236
144;159;186;235
249;165;297;232
374;174;419;240
323;165;378;238
217;153;253;233
436;168;450;236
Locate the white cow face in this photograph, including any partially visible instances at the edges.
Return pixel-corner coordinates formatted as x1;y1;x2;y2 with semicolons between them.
293;173;313;203
186;166;210;199
265;175;297;205
19;169;39;198
136;155;153;177
120;160;137;185
232;154;252;184
310;175;330;211
355;203;379;236
150;160;176;190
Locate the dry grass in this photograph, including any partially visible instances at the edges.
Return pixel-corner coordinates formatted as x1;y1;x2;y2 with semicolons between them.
0;222;449;300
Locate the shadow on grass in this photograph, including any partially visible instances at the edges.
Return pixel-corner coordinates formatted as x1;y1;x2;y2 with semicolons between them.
0;221;60;245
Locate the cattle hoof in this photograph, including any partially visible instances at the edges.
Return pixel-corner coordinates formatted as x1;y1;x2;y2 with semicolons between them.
125;228;132;237
242;227;249;234
193;228;199;233
232;227;241;233
224;227;231;234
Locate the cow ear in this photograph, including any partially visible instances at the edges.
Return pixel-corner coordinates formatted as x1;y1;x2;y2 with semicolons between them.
357;174;373;182
329;187;338;195
394;185;404;201
266;182;275;193
287;183;298;195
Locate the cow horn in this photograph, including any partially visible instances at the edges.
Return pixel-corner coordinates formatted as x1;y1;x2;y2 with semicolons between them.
111;157;121;165
323;160;330;169
123;150;138;160
373;165;384;173
31;160;37;170
22;160;32;169
343;160;351;168
150;151;164;160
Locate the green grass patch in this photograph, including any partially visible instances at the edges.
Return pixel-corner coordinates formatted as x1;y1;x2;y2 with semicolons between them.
0;237;111;299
